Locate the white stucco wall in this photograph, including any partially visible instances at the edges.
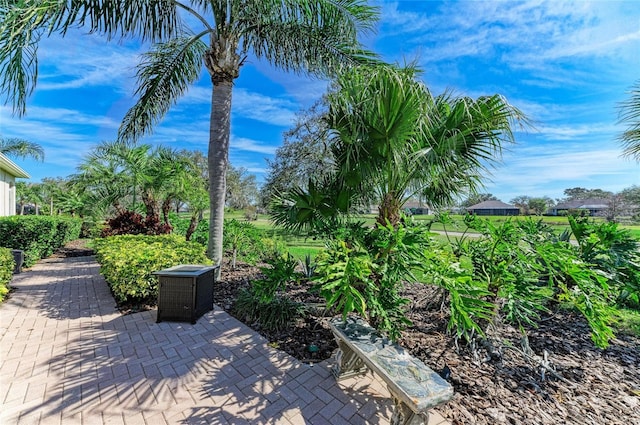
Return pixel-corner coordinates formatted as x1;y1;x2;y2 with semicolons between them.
0;153;29;217
0;169;16;216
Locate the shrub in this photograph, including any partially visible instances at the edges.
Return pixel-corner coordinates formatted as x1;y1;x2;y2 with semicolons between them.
0;248;14;302
232;250;304;331
94;234;211;304
0;216;82;266
223;219;264;267
233;288;305;331
170;213;209;245
313;220;431;341
101;210;172;237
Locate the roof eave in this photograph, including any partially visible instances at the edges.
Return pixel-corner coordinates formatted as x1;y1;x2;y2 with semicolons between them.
0;152;30;179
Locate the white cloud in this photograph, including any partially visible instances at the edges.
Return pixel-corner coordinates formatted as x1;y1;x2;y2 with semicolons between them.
231;137;278;155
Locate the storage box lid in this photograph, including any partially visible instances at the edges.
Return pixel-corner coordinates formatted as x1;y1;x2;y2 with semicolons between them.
152;264;218;277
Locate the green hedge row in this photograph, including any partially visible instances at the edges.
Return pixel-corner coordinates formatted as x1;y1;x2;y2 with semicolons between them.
0;248;13;302
93;234;212;304
0;216;82;267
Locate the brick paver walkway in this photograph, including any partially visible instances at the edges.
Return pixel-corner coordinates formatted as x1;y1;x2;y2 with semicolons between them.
0;255;450;425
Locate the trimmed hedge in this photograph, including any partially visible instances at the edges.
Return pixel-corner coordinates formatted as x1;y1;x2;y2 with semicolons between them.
0;216;82;267
93;234;212;304
0;248;13;302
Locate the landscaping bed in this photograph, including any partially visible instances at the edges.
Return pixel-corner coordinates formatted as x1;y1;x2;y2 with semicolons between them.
56;241;640;424
215;263;640;425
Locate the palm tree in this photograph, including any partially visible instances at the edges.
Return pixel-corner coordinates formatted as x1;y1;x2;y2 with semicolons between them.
0;1;379;274
0;137;44;161
272;64;527;229
618;80;640;161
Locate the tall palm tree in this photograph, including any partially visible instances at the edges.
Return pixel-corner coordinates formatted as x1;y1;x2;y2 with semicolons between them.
272;64;528;229
0;137;44;161
618;80;640;161
0;1;379;273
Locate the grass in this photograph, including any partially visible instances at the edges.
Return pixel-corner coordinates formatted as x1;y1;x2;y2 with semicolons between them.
613;308;640;336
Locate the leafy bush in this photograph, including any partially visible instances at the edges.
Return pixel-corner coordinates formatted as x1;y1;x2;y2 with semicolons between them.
431;215;617;348
314;220;431;340
170;213;209;245
233;288;305;331
94;234;211;304
0;248;14;302
567;216;640;308
232;251;304;331
101;210;172;237
0;216;82;266
223;219;265;267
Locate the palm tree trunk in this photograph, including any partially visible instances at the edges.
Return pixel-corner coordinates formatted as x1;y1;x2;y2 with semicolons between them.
377;192;401;227
208;80;232;277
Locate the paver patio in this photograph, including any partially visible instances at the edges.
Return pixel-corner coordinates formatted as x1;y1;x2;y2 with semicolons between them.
0;255;450;424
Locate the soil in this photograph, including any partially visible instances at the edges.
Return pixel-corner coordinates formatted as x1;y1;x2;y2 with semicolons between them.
55;242;640;424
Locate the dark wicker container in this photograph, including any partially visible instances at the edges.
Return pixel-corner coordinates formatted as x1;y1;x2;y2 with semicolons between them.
153;265;219;324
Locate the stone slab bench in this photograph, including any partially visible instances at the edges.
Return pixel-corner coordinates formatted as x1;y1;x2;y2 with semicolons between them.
329;316;453;425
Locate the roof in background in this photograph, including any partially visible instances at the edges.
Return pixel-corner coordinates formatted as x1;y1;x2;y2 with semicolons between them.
0;152;30;179
468;200;519;210
554;198;610;209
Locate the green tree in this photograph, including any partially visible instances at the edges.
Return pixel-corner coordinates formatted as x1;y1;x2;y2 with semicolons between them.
0;137;44;161
563;187;613;201
510;195;531;215
273;64;527;229
528;197;553;215
261;96;334;207
618;80;640;161
226;165;258;210
0;1;379;274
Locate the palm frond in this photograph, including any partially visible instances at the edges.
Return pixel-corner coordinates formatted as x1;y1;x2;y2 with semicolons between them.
118;35;208;143
618;80;640;161
239;0;380;76
0;137;44;160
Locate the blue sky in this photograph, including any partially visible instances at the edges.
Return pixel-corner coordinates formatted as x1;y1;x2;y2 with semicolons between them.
1;0;640;203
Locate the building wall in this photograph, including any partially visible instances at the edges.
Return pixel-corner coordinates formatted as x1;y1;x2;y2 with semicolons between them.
0;169;16;216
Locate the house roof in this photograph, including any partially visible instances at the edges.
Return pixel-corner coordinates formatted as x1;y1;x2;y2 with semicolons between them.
0;152;29;178
554;198;609;210
467;200;519;210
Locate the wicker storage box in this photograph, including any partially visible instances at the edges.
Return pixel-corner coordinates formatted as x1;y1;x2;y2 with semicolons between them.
153;265;218;324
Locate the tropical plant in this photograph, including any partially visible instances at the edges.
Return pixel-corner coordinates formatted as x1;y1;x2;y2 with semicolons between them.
0;1;380;275
0;137;44;161
618;79;640;161
222;219;263;269
272;64;527;230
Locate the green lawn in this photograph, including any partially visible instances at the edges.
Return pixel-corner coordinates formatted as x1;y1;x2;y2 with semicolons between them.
222;210;640;259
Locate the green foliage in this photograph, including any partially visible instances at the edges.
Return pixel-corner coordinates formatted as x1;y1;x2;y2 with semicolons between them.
314;221;431;340
233;288;305;331
223;219;265;268
93;234;211;304
252;252;300;302
0;248;14;302
170;213;209;245
0;216;82;266
232;251;304;331
568;216;640;308
430;215;618;348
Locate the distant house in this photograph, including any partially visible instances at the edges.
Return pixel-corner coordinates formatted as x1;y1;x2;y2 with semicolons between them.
547;198;610;217
403;200;432;215
0;152;30;216
467;200;519;216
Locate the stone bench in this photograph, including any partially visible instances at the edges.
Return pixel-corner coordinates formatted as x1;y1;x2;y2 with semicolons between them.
329;316;453;425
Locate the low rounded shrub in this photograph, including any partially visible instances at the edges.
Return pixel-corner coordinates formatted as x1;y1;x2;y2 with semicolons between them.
94;234;211;304
0;247;14;302
0;216;82;266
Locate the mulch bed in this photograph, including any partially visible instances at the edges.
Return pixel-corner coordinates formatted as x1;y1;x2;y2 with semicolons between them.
56;242;640;424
